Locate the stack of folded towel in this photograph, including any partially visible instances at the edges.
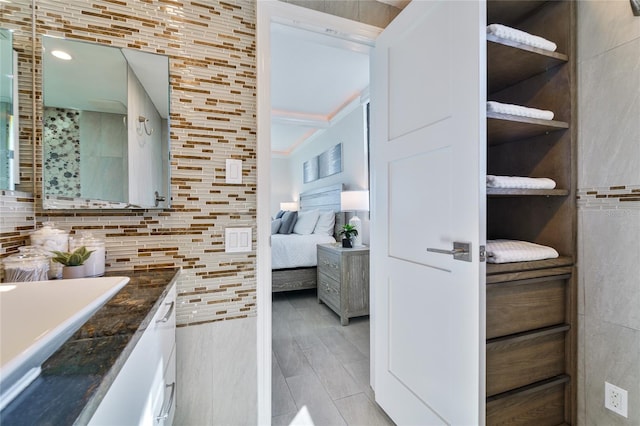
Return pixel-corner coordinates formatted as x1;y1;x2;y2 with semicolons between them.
487;101;555;121
487;175;556;190
486;239;559;264
487;23;557;52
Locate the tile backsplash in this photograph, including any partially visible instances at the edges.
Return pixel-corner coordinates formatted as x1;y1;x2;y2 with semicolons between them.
1;0;257;326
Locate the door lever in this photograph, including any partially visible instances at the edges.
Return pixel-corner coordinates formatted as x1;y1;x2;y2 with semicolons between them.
427;242;472;262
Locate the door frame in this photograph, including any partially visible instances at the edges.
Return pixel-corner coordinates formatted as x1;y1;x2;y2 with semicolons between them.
256;2;381;423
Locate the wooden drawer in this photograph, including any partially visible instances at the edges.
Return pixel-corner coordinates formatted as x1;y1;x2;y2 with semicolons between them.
318;247;341;281
487;274;568;339
318;272;341;311
486;325;567;396
487;377;567;426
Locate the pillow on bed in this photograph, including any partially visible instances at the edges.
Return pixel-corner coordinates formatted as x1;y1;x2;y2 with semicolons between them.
275;210;286;219
278;211;298;234
271;218;282;234
313;211;336;236
293;210;320;235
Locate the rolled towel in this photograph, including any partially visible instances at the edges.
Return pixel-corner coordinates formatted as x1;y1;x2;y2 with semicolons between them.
487;175;556;189
486;239;559;264
487;23;557;52
487;101;555;121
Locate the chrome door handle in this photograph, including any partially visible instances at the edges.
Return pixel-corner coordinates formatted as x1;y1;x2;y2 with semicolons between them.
427;242;472;262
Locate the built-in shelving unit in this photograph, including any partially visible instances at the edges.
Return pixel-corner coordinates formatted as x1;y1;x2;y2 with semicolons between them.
487;188;569;197
485;0;576;424
487;111;569;145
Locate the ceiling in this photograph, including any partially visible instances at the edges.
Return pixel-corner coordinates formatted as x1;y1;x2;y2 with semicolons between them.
270;23;371;157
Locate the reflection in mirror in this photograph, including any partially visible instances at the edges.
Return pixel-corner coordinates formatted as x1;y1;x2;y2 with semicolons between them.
42;36;170;209
0;28;18;191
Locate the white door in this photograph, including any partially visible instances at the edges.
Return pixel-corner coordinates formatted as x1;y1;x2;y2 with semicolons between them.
370;1;486;425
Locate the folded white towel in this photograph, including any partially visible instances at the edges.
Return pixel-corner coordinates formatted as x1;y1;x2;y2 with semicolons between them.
487;101;555;121
487;23;557;52
487;175;556;189
486;239;559;264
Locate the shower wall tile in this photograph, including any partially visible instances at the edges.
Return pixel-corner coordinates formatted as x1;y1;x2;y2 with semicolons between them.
577;0;640;61
577;314;586;426
580;208;640;331
584;316;640;425
578;37;640;189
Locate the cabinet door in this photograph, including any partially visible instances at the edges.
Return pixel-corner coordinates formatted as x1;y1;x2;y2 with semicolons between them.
88;284;176;425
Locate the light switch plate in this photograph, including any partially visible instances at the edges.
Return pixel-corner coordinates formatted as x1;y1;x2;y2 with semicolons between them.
226;159;242;184
225;228;252;253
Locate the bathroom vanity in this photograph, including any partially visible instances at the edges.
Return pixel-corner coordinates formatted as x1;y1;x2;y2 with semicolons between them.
0;268;179;425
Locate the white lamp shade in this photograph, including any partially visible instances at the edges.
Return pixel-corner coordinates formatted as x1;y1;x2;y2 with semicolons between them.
280;201;298;211
340;191;369;212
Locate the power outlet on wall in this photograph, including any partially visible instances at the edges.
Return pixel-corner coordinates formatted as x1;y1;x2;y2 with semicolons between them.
605;381;628;418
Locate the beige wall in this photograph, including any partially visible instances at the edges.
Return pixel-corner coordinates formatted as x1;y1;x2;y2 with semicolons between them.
577;1;640;424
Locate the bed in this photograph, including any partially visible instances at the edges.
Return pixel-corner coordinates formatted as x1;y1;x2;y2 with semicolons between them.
272;184;344;292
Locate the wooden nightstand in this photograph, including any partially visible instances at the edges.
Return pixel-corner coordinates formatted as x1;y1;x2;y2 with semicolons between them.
317;244;370;325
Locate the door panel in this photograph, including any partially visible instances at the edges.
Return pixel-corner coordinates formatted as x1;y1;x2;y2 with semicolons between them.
388;2;453;140
371;0;486;424
388;147;453;270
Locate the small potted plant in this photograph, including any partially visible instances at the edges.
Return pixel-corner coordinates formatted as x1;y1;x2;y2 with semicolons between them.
339;224;358;248
51;246;94;279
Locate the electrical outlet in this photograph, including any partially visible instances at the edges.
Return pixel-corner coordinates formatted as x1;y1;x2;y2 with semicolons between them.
605;381;628;418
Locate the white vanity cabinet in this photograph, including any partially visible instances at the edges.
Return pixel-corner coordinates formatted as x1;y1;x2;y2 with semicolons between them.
88;283;176;426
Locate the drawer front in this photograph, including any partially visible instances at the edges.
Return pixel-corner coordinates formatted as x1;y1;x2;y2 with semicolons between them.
318;272;340;311
487;275;567;339
486;329;566;396
318;248;341;282
154;345;177;426
487;379;566;426
153;283;177;372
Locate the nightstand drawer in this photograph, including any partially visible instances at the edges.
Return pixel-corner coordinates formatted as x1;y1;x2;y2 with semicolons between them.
318;248;341;281
318;272;340;311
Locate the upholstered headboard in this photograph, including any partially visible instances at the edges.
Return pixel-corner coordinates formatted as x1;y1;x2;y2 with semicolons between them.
299;184;345;238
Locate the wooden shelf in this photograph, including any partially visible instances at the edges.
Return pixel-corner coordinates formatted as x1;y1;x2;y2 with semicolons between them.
487;187;569;197
487;111;569;145
487;256;574;276
487;35;568;93
487;1;548;27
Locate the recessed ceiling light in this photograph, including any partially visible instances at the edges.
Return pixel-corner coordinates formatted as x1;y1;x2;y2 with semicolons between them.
51;50;72;60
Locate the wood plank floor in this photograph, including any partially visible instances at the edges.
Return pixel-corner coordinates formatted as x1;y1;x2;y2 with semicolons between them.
272;289;395;426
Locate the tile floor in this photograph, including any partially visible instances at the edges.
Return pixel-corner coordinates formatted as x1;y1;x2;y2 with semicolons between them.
272;289;395;426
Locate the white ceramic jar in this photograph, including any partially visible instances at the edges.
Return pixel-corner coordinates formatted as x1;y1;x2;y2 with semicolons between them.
29;221;69;279
69;231;105;277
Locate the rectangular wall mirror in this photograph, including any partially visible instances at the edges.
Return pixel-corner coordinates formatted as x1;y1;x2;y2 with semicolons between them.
0;28;18;191
42;36;170;209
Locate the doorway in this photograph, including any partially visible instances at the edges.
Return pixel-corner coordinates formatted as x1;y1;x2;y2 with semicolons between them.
256;2;381;423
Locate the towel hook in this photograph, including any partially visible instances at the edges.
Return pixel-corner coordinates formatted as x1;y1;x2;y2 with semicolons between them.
137;115;154;136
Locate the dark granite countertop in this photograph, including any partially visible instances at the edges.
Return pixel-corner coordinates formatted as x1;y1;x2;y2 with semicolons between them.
0;268;180;426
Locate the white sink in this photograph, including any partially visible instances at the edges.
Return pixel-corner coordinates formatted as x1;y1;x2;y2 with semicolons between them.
0;276;129;410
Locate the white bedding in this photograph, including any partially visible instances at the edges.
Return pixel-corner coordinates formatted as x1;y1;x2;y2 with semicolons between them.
272;234;336;270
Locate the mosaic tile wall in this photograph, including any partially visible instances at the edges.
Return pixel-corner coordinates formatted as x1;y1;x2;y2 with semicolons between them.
18;0;257;327
43;107;81;198
0;1;36;275
0;0;402;326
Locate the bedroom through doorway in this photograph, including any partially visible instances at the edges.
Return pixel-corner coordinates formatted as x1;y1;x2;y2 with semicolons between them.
265;8;383;424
